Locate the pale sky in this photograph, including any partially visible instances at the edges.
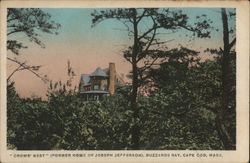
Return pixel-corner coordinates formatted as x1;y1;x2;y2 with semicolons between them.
7;8;235;99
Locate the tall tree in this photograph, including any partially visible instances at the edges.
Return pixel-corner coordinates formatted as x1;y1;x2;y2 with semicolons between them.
7;8;60;82
215;8;236;150
148;8;236;150
91;8;212;149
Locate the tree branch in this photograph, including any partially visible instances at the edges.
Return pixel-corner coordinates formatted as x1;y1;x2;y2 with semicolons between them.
7;64;24;82
229;38;236;50
7;57;48;83
136;10;147;24
138;25;160;41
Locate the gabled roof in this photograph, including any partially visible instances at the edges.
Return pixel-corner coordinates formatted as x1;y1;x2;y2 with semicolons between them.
81;74;90;86
90;67;108;77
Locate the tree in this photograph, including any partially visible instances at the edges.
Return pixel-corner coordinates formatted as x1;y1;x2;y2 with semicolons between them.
215;8;236;150
7;8;60;82
147;49;234;150
148;8;236;150
91;8;212;149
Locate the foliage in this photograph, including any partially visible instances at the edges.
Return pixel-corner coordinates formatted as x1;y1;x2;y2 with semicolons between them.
7;53;235;150
146;49;235;149
7;84;224;150
7;8;61;55
7;83;51;149
138;93;223;150
7;83;131;150
91;8;214;149
7;8;61;83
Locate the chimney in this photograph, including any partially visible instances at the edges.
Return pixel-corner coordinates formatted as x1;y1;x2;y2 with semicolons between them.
108;63;116;94
120;73;125;83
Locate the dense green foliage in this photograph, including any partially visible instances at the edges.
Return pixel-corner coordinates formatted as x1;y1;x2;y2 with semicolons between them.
7;51;236;150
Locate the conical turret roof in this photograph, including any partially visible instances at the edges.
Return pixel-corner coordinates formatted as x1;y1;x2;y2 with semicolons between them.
90;67;108;77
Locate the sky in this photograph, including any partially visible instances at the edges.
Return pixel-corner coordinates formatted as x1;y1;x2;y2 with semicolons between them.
7;8;235;99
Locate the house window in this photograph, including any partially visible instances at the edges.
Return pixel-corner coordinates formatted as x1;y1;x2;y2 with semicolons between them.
94;85;99;90
104;84;108;90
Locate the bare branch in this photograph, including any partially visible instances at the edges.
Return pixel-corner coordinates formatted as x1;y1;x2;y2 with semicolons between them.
136;9;147;24
138;57;159;74
7;29;27;36
229;38;236;50
7;64;24;82
7;57;48;83
138;25;160;41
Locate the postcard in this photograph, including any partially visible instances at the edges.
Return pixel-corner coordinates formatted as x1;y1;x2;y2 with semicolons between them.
0;0;249;163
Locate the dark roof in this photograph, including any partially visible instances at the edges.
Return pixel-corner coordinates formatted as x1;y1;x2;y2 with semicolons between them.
90;67;108;77
81;67;109;87
80;90;109;94
81;74;90;86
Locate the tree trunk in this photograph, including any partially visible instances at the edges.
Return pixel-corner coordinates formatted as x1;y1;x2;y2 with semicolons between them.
131;61;140;149
131;9;140;149
215;116;234;149
216;8;234;150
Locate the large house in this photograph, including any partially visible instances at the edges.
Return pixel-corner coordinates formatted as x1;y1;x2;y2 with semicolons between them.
79;63;125;101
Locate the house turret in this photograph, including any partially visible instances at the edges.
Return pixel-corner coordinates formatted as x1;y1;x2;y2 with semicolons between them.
79;62;124;101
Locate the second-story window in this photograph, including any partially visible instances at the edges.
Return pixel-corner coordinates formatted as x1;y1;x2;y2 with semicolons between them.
103;84;107;91
94;85;99;90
